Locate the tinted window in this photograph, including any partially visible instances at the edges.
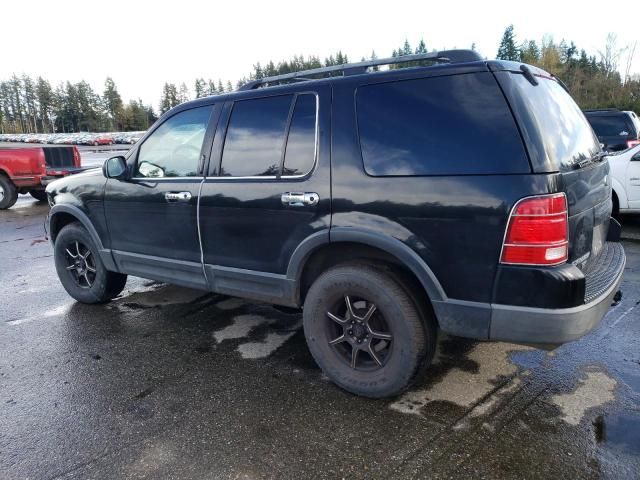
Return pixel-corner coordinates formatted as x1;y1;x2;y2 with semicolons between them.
357;73;529;176
510;75;600;169
136;106;212;178
283;94;317;176
221;95;292;177
587;115;632;137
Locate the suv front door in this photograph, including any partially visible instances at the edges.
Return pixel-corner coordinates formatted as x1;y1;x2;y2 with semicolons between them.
199;88;330;303
104;104;216;289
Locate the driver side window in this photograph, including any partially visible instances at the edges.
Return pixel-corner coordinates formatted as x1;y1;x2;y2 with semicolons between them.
136;105;213;178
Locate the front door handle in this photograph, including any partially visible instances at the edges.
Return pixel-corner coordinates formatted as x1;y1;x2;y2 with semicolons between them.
165;191;192;202
281;192;319;207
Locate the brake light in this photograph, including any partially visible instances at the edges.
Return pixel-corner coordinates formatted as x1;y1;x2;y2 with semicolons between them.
73;147;81;167
627;140;640;149
500;193;568;266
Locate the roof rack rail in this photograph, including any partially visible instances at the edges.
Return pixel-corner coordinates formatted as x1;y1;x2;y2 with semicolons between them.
583;108;620;113
238;49;483;91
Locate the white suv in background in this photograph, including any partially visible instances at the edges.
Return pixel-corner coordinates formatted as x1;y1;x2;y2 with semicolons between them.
609;144;640;215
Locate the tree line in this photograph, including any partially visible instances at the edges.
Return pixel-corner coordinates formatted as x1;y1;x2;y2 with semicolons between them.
0;76;157;134
496;25;639;112
2;29;638;134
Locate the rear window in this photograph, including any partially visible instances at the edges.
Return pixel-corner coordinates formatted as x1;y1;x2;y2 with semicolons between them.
356;72;529;176
587;114;633;137
510;74;600;169
220;93;318;177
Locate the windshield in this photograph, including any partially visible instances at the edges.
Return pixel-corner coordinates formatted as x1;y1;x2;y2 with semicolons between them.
511;74;600;170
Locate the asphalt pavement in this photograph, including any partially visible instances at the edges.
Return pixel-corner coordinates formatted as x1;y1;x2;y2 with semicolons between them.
1;196;640;479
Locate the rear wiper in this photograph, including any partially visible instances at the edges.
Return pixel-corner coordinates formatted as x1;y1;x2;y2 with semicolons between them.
574;151;607;169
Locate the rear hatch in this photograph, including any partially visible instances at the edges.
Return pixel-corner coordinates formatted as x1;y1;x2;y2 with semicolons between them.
491;63;611;272
43;146;77;169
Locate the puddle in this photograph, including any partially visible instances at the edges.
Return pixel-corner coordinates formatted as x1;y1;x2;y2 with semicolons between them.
237;328;299;359
212;314;266;342
390;341;531;415
618;371;640;394
595;413;640;455
212;313;302;359
549;370;617;425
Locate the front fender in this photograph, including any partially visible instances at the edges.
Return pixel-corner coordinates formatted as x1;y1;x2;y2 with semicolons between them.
48;204;117;271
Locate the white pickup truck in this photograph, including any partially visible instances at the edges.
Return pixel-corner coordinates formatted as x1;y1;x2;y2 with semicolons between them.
609;144;640;215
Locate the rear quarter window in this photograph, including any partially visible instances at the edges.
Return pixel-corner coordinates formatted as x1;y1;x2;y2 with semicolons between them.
356;72;530;176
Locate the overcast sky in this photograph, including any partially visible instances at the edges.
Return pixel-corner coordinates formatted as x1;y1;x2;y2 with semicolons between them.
3;0;638;109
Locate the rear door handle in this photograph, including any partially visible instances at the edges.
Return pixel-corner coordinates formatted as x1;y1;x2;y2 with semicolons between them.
165;191;192;202
281;192;319;207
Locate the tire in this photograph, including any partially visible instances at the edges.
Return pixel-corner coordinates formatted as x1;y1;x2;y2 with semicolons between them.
303;264;436;398
54;222;128;304
29;189;47;202
0;174;18;210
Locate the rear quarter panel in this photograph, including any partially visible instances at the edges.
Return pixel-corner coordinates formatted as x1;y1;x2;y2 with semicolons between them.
331;73;561;303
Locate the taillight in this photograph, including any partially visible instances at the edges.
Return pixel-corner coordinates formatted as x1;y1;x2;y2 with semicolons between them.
627;140;640;149
500;193;568;266
73;147;81;167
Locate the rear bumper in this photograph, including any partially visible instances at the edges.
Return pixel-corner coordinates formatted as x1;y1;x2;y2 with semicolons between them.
489;249;624;344
433;241;626;345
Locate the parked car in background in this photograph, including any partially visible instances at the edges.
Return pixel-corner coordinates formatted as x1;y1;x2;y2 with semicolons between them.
46;51;625;398
608;144;640;215
0;145;83;209
584;108;640;152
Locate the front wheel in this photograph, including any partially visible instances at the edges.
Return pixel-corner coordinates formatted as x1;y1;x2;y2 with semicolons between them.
303;264;436;398
54;222;128;303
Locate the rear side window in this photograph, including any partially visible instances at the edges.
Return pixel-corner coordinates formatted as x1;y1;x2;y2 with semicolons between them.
356;72;529;176
283;94;317;176
587;115;632;137
221;95;293;177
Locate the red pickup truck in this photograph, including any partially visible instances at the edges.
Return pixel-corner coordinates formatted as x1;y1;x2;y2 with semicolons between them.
0;145;83;209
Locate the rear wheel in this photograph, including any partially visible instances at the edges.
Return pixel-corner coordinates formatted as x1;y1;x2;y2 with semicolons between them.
0;175;18;209
303;264;436;398
54;222;128;303
29;190;47;202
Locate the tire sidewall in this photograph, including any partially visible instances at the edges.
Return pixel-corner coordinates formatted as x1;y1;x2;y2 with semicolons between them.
54;223;112;304
0;175;18;209
303;267;426;398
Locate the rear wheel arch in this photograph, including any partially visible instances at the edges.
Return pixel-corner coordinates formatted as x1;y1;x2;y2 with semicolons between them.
292;230;445;322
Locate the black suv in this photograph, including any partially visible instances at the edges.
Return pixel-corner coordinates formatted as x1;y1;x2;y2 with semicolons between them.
584;108;640;152
46;51;625;398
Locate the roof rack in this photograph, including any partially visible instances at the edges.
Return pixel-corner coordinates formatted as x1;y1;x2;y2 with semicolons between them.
238;49;483;91
583;108;620;113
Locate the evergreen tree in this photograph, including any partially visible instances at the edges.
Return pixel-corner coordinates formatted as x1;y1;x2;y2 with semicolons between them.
194;78;206;98
497;25;520;61
103;77;123;130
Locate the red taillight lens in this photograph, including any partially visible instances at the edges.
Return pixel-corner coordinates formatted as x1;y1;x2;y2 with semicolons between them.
501;193;568;266
627;140;640;149
73;147;81;167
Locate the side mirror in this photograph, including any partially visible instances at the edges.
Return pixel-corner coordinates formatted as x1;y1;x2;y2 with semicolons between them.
103;156;128;179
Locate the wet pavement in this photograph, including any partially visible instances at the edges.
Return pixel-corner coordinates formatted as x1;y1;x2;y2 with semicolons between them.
1;200;639;479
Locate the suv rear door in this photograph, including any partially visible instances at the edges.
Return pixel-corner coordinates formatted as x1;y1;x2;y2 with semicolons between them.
198;86;330;303
104;104;216;289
